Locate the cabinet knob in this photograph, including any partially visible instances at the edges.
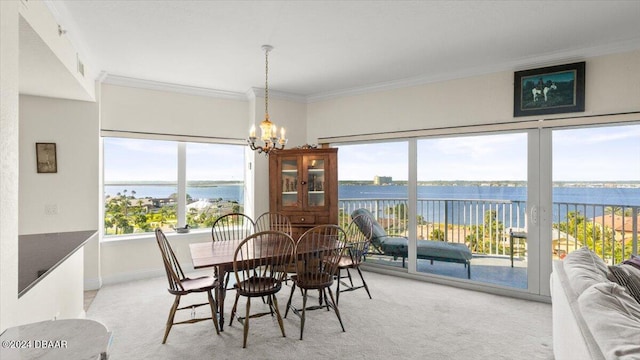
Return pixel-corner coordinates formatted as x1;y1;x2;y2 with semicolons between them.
300;181;307;185
301;218;305;222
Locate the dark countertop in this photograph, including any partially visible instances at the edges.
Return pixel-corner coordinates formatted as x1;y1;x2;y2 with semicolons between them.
19;230;97;297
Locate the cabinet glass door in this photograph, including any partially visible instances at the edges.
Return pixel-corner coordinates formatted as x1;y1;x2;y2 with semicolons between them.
281;159;299;207
307;158;325;207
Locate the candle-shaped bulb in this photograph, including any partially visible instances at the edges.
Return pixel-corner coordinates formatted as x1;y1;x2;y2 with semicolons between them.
281;127;286;139
249;125;256;138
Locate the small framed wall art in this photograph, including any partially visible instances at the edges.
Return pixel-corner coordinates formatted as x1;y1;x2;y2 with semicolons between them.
36;142;57;173
513;61;585;117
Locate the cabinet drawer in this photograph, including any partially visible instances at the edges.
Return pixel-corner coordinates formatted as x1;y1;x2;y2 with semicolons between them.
290;215;315;224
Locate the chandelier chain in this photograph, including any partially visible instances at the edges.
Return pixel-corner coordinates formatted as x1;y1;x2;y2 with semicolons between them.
247;45;285;155
264;48;269;119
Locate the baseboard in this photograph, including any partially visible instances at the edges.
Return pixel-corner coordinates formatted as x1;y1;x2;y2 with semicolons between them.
100;264;195;286
84;277;102;290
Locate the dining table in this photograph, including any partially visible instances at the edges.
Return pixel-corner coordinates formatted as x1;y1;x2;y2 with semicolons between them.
189;240;242;331
189;236;344;331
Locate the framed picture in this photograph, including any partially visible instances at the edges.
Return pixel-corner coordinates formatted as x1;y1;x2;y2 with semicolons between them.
36;142;57;173
513;61;585;117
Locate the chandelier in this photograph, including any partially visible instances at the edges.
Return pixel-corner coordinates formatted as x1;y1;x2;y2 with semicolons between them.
248;45;287;155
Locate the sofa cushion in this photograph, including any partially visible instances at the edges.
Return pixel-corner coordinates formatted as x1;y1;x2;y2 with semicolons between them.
608;263;640;304
623;254;640;271
562;246;610;295
578;281;640;359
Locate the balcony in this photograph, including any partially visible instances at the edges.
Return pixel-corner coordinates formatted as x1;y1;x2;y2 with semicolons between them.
339;198;639;288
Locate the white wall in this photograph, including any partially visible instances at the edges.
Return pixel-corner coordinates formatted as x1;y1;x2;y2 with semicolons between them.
19;95;99;234
0;0;21;333
307;50;640;140
0;0;100;331
13;94;98;325
17;249;86;322
101;84;249;139
100;231;210;284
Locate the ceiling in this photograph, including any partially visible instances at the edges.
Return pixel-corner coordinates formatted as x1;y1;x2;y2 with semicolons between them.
35;0;640;101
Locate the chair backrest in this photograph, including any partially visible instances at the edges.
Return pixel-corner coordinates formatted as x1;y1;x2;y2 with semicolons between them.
212;213;255;242
232;231;295;295
345;213;374;266
351;208;387;249
155;228;185;293
295;224;347;286
255;212;292;235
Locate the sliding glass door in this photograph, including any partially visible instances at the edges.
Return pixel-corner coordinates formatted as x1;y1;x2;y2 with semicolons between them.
415;132;529;288
551;124;640;265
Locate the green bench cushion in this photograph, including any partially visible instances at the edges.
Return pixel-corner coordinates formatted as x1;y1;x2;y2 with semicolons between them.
351;208;472;262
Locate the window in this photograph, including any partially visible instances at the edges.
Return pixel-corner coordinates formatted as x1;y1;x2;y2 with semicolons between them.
103;137;245;236
334;141;408;268
552;124;640;264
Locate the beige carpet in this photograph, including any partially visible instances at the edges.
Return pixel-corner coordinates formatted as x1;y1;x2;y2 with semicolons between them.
86;270;553;359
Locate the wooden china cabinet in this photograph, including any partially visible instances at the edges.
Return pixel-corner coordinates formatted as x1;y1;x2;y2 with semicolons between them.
268;147;338;240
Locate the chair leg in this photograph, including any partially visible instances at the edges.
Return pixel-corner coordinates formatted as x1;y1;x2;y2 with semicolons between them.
229;291;240;326
285;282;296;318
224;273;231;290
356;266;372;299
335;269;342;305
326;287;345;332
300;289;308;340
322;288;330;311
243;297;251;348
345;268;354;287
271;294;286;338
162;295;181;344
207;290;221;335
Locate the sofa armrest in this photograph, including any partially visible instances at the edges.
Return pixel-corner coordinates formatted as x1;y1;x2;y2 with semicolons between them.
552;260;605;360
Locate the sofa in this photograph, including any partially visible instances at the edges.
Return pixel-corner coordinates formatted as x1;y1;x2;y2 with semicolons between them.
551;247;640;360
351;208;473;278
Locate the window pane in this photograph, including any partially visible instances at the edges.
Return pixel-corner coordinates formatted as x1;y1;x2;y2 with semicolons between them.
336;141;408;269
552;124;640;264
104;138;177;235
185;143;245;229
417;132;528;289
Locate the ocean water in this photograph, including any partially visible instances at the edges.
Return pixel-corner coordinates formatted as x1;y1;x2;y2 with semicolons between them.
340;184;640;206
105;184;640;206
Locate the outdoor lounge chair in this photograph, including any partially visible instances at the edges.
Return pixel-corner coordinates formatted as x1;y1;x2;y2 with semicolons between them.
351;208;473;279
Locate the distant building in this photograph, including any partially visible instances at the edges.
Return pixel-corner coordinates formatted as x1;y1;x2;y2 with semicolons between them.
374;176;393;185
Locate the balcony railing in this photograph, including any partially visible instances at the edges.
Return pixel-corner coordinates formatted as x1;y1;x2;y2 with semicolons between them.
339;198;639;265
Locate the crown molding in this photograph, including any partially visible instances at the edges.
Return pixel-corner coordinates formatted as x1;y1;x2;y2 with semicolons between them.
99;74;310;103
307;38;640;103
100;74;248;101
248;87;307;103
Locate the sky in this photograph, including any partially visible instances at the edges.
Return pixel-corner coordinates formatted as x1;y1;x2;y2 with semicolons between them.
337;124;640;182
103;139;245;182
104;124;640;183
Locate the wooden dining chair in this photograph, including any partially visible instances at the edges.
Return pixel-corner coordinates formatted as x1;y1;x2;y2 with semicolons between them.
154;228;220;344
211;213;256;289
255;212;292;235
335;213;374;305
229;230;295;348
256;212;295;282
211;213;256;241
284;224;347;340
